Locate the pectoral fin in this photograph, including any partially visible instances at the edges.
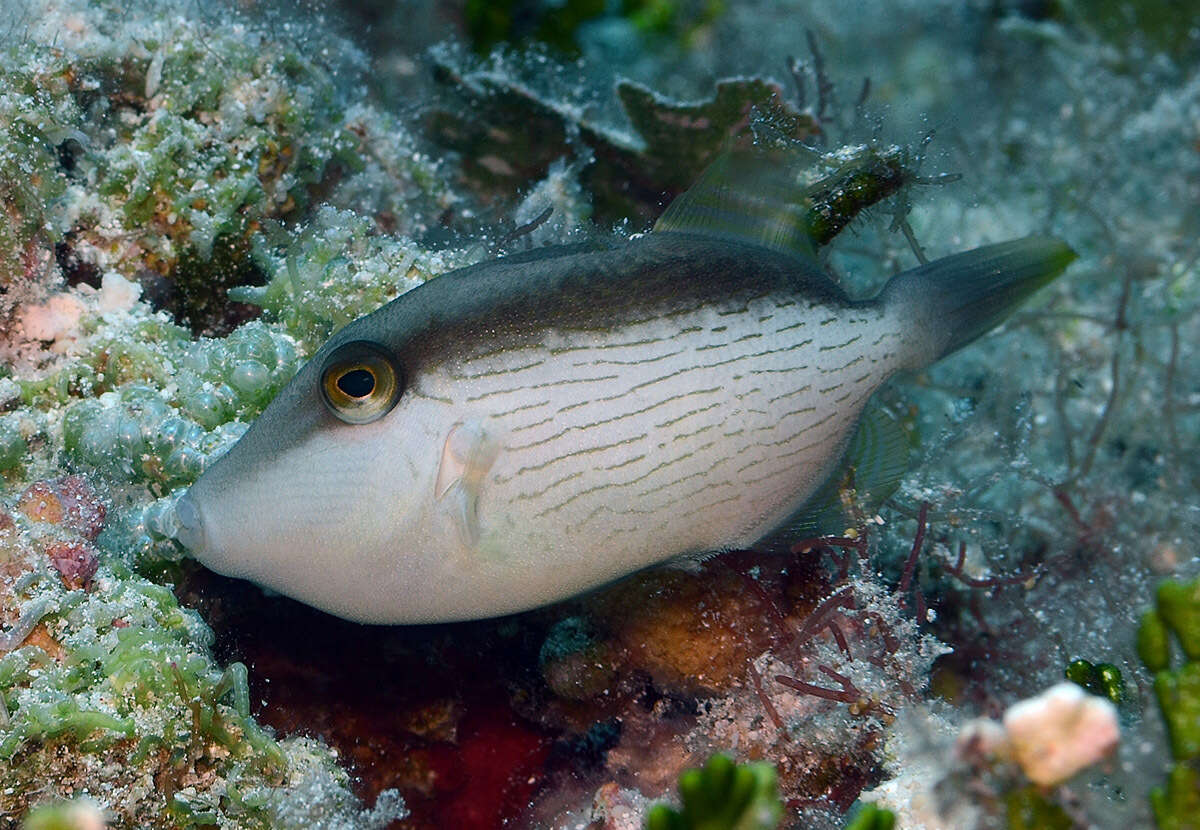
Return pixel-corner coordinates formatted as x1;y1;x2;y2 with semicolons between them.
435;421;500;548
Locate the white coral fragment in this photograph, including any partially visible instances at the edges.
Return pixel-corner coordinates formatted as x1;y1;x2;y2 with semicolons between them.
17;293;86;348
1001;682;1119;786
97;272;141;314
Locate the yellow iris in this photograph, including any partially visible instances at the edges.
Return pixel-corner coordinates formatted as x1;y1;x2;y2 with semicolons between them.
320;341;403;424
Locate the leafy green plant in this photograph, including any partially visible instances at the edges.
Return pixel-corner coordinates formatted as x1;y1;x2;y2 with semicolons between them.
1139;578;1200;829
841;803;896;830
645;754;782;830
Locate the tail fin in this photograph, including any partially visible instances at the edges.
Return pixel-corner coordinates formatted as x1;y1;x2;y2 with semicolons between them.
881;236;1076;368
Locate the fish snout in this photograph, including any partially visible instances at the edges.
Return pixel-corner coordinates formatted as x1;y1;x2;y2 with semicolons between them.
172;492;208;555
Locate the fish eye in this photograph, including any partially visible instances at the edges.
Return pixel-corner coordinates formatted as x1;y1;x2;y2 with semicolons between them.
320;341;403;424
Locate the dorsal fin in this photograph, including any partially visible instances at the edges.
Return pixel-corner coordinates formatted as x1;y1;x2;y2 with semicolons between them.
755;403;915;552
653;147;820;261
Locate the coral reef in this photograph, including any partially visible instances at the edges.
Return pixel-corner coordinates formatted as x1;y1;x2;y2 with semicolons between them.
0;468;411;827
0;471;407;827
2;0;449;348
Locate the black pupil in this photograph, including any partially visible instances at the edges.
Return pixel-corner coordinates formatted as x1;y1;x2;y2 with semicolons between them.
337;367;376;398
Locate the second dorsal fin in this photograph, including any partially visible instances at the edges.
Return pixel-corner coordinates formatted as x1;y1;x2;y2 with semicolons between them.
653;147;820;261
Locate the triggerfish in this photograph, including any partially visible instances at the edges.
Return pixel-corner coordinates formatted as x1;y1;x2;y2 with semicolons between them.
174;151;1074;623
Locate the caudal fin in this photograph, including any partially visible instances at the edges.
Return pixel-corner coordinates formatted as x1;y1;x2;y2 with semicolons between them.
882;236;1076;368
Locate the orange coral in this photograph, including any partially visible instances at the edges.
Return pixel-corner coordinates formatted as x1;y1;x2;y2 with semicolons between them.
16;481;63;525
592;560;775;697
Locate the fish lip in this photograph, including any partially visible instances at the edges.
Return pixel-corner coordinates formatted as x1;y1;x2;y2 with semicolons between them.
172;492;207;555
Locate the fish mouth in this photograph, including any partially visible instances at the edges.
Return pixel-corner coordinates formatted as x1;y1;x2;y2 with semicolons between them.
172;492;208;556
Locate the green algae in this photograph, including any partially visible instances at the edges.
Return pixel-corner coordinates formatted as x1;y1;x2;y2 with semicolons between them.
1064;659;1125;706
1156;580;1200;662
1155;662;1200;762
1138;577;1200;829
645;754;782;830
464;0;725;56
0;558;279;792
1143;579;1200;764
0;0;446;339
842;803;896;830
0;418;28;472
76;12;360;331
1066;0;1200;63
466;0;608;55
1140;610;1173;675
232;207;464;353
1150;763;1200;830
56;320;300;491
1004;786;1073;830
1;530;402;827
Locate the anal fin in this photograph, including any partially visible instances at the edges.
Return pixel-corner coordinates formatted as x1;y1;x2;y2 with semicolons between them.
755;402;915;553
